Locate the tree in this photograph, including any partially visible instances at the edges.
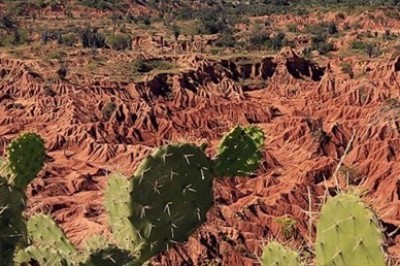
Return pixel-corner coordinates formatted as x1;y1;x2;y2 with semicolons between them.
172;24;180;41
57;65;68;80
270;32;286;51
249;24;269;50
328;22;338;35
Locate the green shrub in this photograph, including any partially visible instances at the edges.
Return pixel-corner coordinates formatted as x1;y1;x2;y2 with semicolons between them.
351;40;367;50
287;23;298;32
130;59;176;73
101;102;117;120
311;34;334;55
215;30;237;48
269;32;286;51
328;21;338;35
81;27;106;48
249;24;270;49
59;33;78;47
107;33;132;50
341;62;354;78
79;0;127;10
0;29;29;47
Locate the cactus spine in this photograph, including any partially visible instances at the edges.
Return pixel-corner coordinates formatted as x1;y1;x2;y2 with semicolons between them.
0;133;45;266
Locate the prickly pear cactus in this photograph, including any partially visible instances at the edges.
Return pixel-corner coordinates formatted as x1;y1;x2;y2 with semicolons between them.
261;241;301;266
130;143;214;261
0;177;26;265
213;126;265;177
15;214;81;265
0;133;45;266
6;132;45;190
104;173;141;253
316;192;386;266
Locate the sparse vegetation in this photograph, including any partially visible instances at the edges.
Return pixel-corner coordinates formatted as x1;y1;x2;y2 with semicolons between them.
101;102;117;120
107;33;132;50
275;216;297;240
341;62;354;78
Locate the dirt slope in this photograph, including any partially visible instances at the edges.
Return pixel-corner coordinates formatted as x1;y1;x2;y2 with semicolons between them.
1;49;400;264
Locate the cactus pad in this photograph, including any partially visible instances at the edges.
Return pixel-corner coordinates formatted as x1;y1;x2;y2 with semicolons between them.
104;173;140;252
213;126;264;177
316;192;386;266
7;133;45;190
130;143;213;261
26;214;80;263
14;246;69;266
0;178;26;265
261;241;301;266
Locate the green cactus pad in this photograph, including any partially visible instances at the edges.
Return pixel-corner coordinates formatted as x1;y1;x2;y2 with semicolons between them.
130;143;213;261
261;241;301;266
104;173;141;252
316;192;386;266
14;246;69;266
26;214;80;263
7;133;45;190
213;126;265;177
0;178;26;265
81;245;136;266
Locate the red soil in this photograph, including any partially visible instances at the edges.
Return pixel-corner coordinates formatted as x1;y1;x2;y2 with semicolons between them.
1;49;400;264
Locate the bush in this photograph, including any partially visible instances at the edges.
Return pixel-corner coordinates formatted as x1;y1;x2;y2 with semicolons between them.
107;33;132;50
58;33;78;47
287;23;297;32
341;63;354;78
79;0;126;11
311;34;334;55
328;22;338;35
215;30;237;48
269;32;286;51
131;59;175;73
172;24;180;41
351;40;366;50
101;102;117;120
81;28;106;48
249;25;270;49
0;14;17;30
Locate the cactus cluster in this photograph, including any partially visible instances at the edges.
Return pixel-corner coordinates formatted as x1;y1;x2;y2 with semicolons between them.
261;191;386;266
101;125;264;263
14;125;265;265
0;133;45;266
